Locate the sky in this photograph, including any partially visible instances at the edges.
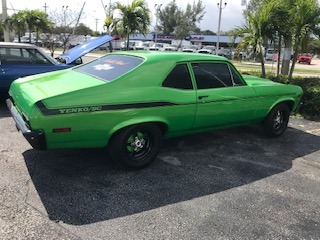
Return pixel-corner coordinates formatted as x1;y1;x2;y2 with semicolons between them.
2;0;247;34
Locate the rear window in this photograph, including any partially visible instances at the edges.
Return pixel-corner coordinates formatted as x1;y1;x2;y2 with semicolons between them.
74;54;144;82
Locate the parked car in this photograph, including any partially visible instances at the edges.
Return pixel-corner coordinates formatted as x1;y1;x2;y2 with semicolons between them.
164;44;178;51
265;48;277;61
198;46;216;54
6;52;303;169
149;43;170;51
0;35;113;94
120;40;143;50
135;42;152;50
182;45;199;53
297;54;312;64
217;49;232;59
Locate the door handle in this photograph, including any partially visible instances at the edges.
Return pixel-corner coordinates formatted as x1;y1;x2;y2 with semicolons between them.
198;95;208;100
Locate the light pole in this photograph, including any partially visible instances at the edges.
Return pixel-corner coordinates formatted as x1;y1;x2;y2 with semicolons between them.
62;5;68;28
95;18;99;32
216;0;227;51
154;4;162;45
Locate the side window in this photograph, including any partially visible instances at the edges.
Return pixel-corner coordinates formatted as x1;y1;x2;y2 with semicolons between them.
0;47;49;64
162;64;193;90
192;63;233;89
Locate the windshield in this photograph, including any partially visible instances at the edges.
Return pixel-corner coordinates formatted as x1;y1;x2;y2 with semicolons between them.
74;54;144;82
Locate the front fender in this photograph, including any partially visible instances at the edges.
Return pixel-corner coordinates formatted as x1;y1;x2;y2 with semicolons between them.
266;97;296;115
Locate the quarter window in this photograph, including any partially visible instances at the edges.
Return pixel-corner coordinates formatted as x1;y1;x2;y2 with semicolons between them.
230;66;244;86
162;64;193;90
192;63;236;89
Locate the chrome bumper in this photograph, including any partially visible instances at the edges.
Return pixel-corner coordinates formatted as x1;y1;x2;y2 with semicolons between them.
6;98;46;150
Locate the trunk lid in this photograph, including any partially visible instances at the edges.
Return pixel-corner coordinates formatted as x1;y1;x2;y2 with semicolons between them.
9;69;105;115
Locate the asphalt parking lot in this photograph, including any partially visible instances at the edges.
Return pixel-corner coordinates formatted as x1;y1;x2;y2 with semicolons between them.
0;99;320;240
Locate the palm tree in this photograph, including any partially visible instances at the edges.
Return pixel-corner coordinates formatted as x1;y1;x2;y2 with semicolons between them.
272;0;320;77
104;3;119;52
232;1;275;78
288;0;320;79
24;10;51;44
5;11;26;42
115;0;150;50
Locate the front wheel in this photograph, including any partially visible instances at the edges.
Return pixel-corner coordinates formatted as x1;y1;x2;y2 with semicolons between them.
109;123;162;169
262;103;290;137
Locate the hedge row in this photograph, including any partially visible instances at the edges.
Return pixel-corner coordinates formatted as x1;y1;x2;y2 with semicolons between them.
270;75;320;119
241;71;320;119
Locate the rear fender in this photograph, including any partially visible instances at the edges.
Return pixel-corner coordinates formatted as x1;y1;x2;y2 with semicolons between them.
106;117;169;145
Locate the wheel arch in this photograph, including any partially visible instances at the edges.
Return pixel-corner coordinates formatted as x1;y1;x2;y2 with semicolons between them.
267;99;295;114
106;118;169;146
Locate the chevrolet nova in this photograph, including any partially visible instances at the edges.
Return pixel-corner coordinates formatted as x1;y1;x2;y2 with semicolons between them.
6;52;303;168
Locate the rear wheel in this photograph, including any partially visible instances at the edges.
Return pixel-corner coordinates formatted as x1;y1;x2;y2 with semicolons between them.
109;123;162;169
262;103;290;137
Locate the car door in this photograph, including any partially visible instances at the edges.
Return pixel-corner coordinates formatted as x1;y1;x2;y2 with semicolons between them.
160;63;197;133
191;62;258;130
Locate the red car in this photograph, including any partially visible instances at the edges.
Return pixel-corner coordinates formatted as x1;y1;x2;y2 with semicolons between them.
298;54;312;64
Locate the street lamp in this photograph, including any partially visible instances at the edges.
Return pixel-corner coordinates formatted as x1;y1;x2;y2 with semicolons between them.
62;5;68;28
154;4;162;45
216;0;227;51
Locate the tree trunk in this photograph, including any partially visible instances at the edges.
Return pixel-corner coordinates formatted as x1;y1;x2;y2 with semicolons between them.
276;35;282;79
289;51;298;80
29;31;32;44
107;27;113;53
281;37;292;75
126;35;130;51
259;44;266;78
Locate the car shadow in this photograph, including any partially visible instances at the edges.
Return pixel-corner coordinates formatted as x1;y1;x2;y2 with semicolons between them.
0;98;10;118
22;125;320;225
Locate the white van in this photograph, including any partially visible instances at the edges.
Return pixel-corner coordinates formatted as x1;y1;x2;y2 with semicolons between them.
265;48;277;61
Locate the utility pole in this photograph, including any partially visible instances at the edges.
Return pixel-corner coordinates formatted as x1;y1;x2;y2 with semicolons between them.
216;0;227;51
154;4;162;45
72;2;86;35
43;2;49;14
2;0;10;42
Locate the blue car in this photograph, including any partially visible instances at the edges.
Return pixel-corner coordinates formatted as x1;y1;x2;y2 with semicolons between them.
0;35;113;94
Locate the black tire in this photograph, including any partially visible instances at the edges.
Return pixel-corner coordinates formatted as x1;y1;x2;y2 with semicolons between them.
262;103;290;137
109;123;162;169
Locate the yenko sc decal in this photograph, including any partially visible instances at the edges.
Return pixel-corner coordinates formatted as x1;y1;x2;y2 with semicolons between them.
35;101;180;116
59;106;103;114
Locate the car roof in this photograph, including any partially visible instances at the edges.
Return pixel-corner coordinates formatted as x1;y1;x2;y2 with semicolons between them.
112;51;228;62
0;42;39;49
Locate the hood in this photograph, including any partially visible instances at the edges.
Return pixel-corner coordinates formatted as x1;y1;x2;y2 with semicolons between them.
242;74;281;87
59;35;113;64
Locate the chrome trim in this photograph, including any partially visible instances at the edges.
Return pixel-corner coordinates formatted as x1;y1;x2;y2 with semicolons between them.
6;99;31;133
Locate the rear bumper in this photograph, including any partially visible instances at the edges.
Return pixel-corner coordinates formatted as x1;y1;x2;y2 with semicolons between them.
6;98;47;150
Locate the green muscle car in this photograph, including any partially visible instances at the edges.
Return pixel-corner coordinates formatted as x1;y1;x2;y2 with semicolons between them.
6;51;303;168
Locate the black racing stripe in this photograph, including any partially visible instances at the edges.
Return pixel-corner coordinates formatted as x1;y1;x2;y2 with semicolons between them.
35;101;181;116
35;93;292;116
